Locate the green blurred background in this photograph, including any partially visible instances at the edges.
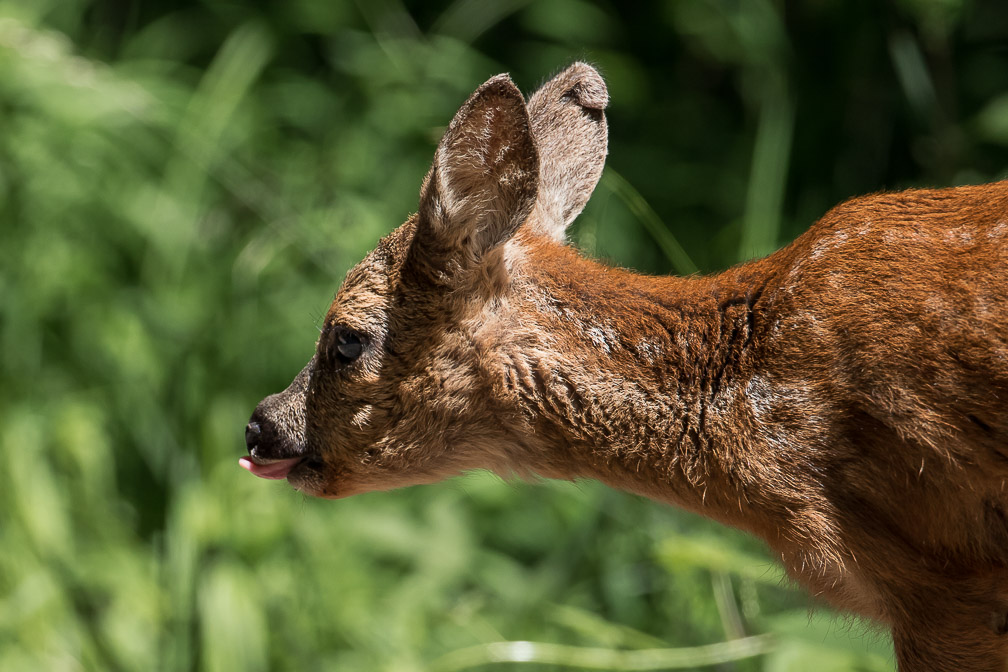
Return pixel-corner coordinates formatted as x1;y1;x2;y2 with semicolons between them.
2;0;1007;670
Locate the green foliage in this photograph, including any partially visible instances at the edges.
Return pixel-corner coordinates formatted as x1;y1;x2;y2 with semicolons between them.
2;1;1006;670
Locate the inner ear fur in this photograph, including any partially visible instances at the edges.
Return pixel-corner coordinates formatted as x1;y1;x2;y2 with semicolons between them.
526;62;609;242
417;74;539;269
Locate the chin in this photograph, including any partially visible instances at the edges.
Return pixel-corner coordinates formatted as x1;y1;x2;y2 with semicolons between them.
287;460;341;498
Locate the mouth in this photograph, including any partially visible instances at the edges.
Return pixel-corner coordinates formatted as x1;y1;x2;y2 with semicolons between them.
238;455;307;480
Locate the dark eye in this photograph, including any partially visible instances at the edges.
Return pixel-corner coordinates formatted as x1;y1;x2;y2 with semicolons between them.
334;328;364;363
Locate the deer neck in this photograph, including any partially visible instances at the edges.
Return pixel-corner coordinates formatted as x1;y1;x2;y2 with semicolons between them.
502;242;780;530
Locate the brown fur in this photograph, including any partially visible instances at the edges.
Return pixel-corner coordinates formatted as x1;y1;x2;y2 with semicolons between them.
245;63;1008;670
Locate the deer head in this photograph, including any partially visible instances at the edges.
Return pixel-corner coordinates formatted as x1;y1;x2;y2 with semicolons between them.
242;63;609;498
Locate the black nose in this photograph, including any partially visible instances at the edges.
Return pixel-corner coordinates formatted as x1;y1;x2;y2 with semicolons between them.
245;421;262;452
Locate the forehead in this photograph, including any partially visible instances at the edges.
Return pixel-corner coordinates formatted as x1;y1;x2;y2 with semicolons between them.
324;217;416;328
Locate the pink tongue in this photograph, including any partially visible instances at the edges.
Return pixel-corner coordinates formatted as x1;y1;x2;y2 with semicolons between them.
239;456;303;480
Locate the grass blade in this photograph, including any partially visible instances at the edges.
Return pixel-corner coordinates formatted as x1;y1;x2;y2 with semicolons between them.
602;169;699;275
432;635;775;671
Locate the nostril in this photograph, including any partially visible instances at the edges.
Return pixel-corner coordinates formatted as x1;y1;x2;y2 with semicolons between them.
245;421;262;451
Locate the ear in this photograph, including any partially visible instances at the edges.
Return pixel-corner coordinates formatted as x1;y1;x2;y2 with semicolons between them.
526;62;609;242
417;74;539;269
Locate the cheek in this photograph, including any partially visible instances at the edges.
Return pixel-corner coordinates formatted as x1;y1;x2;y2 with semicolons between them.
305;388;392;462
349;403;374;429
400;353;481;418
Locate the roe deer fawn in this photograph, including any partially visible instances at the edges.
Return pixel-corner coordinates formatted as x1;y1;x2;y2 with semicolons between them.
242;63;1008;671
